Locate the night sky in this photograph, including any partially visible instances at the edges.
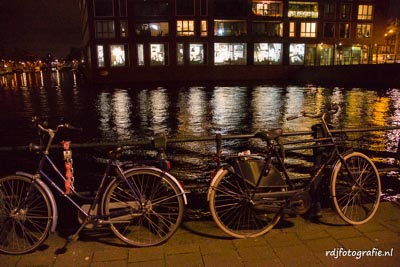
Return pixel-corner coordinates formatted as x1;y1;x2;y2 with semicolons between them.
0;0;82;58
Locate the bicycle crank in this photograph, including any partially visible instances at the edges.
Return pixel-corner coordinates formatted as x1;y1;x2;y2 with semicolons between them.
289;191;312;215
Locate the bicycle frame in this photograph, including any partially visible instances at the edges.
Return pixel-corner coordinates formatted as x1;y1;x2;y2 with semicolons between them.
209;111;350;210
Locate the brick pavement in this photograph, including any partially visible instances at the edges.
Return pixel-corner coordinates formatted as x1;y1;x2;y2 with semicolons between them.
2;201;399;267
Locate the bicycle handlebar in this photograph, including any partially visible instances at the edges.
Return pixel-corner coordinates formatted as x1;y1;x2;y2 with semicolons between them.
286;103;339;121
32;116;83;134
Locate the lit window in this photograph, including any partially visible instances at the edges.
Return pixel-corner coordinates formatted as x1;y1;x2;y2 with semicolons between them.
251;1;283;17
214;43;247;65
120;21;128;38
289;43;305;65
189;44;206;65
288;2;318;18
214;20;246;36
177;43;184;65
177;20;195;36
150;44;167;66
300;22;316;38
95;20;115;39
110;45;127;67
137;44;144;66
97;45;105;67
201;20;208;37
339;23;350;38
254;43;282;65
358;5;373;20
357;24;372;38
289;22;295;37
135;23;169;37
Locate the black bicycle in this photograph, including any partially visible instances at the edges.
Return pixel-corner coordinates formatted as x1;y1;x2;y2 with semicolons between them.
0;117;186;254
208;104;381;238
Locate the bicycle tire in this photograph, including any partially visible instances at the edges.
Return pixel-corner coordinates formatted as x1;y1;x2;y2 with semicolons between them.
331;152;381;225
102;169;184;247
0;175;52;254
209;168;282;238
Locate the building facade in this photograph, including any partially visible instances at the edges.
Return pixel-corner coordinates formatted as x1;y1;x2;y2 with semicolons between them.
78;0;391;84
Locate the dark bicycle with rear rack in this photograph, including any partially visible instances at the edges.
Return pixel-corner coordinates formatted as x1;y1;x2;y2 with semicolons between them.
208;104;381;238
0;116;187;254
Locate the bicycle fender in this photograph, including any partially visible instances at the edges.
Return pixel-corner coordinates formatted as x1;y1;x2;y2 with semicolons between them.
124;167;188;205
207;168;228;201
15;171;58;233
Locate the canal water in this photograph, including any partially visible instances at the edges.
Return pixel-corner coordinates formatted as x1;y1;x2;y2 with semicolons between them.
0;71;399;202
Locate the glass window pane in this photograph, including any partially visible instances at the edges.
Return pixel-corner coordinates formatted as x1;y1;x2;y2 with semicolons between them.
120;0;127;16
300;22;316;37
201;0;208;15
190;44;205;65
177;43;184;65
137;44;144;66
252;1;283;17
357;24;372;38
214;20;246;36
150;44;166;66
201;20;208;37
177;20;195;36
214;43;247;65
134;1;169;16
323;23;335;38
120;21;128;38
135;23;169;37
289;43;305;65
94;0;114;17
214;0;246;16
288;2;319;18
95;20;115;39
289;22;295;37
176;0;195;15
97;45;105;67
252;21;283;37
358;5;373;20
254;43;282;65
110;44;127;67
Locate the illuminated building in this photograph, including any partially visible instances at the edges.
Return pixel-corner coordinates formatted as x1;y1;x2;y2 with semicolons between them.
78;0;391;84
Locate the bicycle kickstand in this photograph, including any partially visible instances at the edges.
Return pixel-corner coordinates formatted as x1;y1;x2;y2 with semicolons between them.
55;216;92;254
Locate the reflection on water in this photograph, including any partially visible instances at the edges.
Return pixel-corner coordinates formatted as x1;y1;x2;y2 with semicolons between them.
0;71;400;196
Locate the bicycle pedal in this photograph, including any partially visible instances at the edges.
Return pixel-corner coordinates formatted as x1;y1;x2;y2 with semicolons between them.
67;234;79;241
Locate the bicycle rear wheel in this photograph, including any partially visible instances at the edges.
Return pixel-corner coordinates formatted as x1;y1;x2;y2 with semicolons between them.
331;152;381;225
102;169;184;247
209;169;282;238
0;175;52;254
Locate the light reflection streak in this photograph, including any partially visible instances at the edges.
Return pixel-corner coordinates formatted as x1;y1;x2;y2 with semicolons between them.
149;88;169;134
251;86;283;129
211;86;248;134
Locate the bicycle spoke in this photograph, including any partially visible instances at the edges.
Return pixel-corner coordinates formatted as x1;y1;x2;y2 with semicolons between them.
104;169;184;247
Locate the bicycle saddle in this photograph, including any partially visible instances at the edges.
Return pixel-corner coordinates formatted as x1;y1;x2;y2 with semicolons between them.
254;128;283;141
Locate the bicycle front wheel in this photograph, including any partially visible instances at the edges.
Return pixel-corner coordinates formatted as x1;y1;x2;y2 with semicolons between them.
102;169;184;247
209;169;282;238
331;152;381;225
0;175;52;254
